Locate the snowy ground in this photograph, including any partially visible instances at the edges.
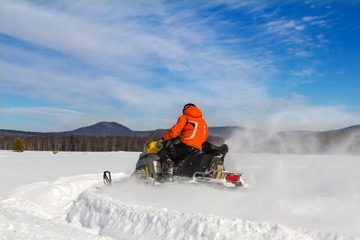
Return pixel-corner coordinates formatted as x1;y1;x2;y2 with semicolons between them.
0;150;360;240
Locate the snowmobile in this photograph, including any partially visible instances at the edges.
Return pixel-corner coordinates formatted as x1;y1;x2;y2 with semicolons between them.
104;129;248;189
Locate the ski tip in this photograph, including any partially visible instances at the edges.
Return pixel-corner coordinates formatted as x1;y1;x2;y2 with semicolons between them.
103;171;112;186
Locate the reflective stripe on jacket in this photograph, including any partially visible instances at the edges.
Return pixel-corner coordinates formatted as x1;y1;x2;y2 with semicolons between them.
163;106;208;150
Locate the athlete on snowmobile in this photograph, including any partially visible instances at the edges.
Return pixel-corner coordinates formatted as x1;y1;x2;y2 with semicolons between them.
157;103;208;180
103;104;248;188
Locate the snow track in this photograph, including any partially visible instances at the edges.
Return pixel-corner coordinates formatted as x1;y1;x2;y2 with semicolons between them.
1;173;352;240
1;151;360;239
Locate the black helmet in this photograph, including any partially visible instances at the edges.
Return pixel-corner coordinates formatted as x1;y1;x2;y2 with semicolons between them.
183;103;196;113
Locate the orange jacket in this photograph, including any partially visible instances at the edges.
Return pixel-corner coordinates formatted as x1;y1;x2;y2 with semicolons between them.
163;106;208;150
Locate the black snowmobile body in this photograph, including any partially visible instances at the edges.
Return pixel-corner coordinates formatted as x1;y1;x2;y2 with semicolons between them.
132;129;248;189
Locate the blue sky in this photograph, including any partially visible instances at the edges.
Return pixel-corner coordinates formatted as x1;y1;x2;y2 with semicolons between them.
1;0;359;132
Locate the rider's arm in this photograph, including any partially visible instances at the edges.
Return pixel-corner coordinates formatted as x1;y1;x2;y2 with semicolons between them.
163;115;187;141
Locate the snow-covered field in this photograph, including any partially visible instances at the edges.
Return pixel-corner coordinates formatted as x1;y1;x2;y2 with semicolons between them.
1;150;360;240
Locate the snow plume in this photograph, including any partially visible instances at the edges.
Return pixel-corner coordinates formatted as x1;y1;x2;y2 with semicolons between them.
225;125;360;155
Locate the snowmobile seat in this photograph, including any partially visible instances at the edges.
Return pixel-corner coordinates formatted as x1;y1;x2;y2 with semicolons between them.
202;142;228;154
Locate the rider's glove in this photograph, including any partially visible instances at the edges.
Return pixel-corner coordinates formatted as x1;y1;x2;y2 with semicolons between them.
155;138;166;148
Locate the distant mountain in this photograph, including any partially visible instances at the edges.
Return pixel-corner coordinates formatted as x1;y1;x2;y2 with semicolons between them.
0;122;245;138
0;129;49;137
61;122;152;137
0;122;152;138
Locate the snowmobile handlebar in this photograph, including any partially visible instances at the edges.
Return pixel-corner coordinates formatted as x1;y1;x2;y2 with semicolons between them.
155;138;166;148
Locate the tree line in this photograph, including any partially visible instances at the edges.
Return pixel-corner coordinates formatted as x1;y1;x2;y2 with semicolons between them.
0;135;147;152
0;134;224;152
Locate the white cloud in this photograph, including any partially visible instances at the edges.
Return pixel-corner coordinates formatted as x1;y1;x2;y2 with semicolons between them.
260;19;310;50
302;15;329;28
265;20;305;34
1;107;96;132
291;68;315;77
302;16;318;22
296;51;311;56
1;0;358;132
1;1;268;99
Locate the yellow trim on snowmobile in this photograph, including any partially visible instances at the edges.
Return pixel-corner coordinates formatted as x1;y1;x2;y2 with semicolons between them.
147;141;163;154
145;165;149;178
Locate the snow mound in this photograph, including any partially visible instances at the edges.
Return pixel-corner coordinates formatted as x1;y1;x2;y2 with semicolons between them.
0;172;124;239
66;180;353;240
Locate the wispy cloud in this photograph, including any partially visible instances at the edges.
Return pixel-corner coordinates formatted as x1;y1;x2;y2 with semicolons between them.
1;107;95;131
1;0;359;131
291;68;315;77
1;1;268;118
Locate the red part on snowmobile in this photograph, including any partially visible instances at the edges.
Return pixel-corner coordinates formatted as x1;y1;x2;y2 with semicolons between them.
226;173;241;182
192;170;247;189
